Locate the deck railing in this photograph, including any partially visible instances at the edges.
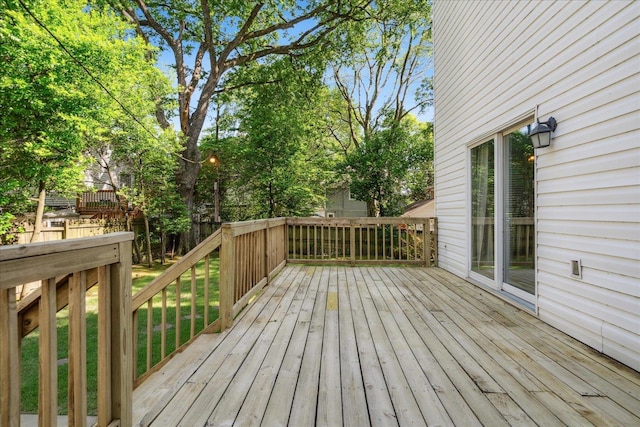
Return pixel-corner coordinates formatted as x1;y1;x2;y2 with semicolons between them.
287;217;437;266
0;232;133;426
131;218;287;383
0;216;434;424
76;190;128;218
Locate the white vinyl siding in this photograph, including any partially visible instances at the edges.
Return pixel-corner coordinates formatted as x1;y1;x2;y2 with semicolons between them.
433;0;640;370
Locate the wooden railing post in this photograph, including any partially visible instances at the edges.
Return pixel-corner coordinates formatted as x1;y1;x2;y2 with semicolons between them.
219;224;235;330
264;220;270;284
432;218;438;266
0;287;19;426
350;220;356;266
424;219;430;267
284;219;289;261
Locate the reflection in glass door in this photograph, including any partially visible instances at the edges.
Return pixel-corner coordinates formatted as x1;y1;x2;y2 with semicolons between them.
503;125;535;301
471;141;495;280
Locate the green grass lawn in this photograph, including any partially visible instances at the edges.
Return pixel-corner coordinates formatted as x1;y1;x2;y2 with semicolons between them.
20;256;220;415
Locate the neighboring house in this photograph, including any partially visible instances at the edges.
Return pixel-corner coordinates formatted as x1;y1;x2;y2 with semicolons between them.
324;187;368;218
402;199;434;218
432;1;639;370
44;193;76;210
402;186;435;218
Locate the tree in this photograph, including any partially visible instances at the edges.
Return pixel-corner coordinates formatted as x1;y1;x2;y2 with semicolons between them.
112;130;189;266
199;58;338;220
346;116;432;216
102;0;375;248
0;0;170;241
331;0;432;149
323;1;433;216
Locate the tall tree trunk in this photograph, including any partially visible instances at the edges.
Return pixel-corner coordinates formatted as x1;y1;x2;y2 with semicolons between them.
127;215;142;264
160;231;166;264
175;101;212;251
30;181;46;243
366;200;377;217
143;213;152;268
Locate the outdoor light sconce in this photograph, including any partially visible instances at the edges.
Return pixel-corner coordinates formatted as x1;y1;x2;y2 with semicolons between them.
530;116;557;149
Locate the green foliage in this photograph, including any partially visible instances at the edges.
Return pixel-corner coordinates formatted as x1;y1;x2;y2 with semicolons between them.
200;58;339;220
346;117;432;216
0;0;172;228
113;127;189;237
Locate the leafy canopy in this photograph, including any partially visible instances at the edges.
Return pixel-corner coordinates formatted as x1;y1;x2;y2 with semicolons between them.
0;0;174;234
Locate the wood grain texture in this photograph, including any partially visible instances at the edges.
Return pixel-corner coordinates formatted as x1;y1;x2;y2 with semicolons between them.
132;266;640;426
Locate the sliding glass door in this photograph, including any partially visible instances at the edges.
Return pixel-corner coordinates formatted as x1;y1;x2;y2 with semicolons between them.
502;125;535;301
469;121;536;306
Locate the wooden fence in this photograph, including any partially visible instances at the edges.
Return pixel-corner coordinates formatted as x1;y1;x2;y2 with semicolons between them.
12;219;127;245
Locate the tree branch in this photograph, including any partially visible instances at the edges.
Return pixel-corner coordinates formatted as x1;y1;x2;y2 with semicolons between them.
213;79;281;95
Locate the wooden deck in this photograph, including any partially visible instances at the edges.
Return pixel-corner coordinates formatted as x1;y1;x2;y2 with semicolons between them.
132;265;640;426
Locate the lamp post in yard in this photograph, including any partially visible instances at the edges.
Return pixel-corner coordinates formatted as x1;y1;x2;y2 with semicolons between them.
208;155;221;224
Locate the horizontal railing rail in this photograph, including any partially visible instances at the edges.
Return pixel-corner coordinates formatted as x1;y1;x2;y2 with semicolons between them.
0;232;133;427
286;217;438;266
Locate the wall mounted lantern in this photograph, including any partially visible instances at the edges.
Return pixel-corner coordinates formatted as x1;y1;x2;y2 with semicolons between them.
529;116;557;149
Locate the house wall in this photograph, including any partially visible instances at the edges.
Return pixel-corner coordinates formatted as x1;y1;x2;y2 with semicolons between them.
432;0;639;370
325;188;368;217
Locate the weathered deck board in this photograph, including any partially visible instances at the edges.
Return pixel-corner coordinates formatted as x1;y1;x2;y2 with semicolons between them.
133;266;640;426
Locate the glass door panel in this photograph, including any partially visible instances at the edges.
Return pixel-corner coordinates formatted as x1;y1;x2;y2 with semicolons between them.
503;126;535;297
471;140;495;279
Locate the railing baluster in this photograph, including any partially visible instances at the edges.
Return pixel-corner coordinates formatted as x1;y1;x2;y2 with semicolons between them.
132;310;138;381
40;277;58;426
374;224;379;260
390;225;394;261
161;288;167;358
366;225;369;260
299;225;303;259
314;225;318;259
97;267;112;426
382;225;387;259
204;254;210;327
175;277;181;348
190;265;197;338
423;220;429;266
146;299;153;371
349;220;356;265
68;271;88;426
